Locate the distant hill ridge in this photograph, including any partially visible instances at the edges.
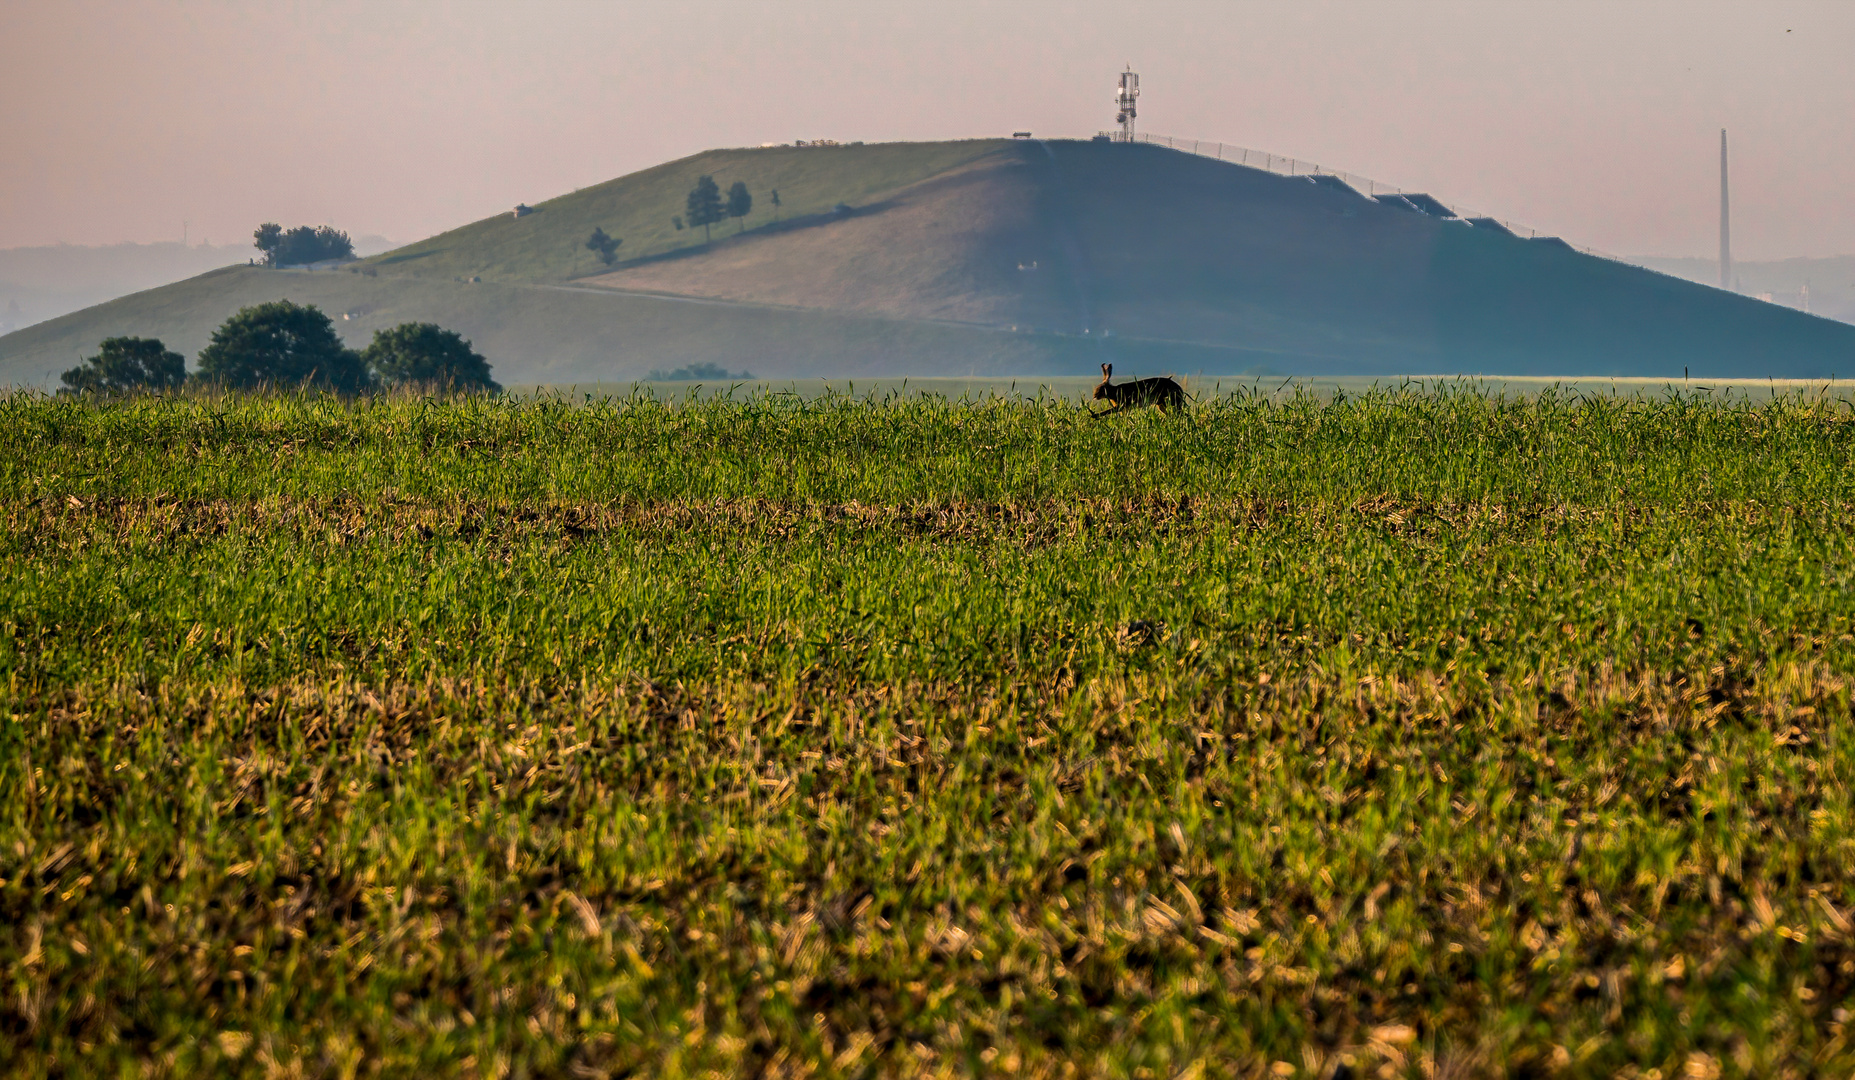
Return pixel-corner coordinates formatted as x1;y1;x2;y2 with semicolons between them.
1628;255;1855;325
5;138;1853;386
0;236;398;337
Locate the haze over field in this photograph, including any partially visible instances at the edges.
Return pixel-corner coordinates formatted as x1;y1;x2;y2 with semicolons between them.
5;1;1852;385
0;237;397;334
3;0;1853;262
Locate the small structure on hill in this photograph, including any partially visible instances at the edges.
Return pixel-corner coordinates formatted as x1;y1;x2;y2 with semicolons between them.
512;204;534;219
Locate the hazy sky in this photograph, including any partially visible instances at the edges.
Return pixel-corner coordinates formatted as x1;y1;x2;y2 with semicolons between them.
5;0;1851;259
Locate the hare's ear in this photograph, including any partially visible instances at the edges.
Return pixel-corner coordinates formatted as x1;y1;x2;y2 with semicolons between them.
1101;363;1112;377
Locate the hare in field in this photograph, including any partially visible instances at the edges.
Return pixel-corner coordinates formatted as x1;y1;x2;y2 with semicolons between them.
1091;363;1185;416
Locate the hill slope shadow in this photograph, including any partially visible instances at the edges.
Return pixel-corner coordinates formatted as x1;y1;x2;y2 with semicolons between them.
582;144;1085;331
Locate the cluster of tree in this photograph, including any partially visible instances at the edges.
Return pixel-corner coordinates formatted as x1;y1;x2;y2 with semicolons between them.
585;227;623;266
59;301;500;396
254;223;356;267
360;321;500;391
682;176;758;241
646;362;755;381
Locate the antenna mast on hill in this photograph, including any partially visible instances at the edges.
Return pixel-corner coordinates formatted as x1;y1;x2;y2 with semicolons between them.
1115;67;1139;142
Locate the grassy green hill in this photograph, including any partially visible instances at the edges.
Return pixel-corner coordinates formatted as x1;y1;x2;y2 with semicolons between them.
7;137;1855;386
585;146;1080;330
581;139;1855;376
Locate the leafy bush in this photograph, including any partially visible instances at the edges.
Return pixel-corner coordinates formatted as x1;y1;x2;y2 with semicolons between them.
194;300;372;392
58;337;186;395
361;322;500;392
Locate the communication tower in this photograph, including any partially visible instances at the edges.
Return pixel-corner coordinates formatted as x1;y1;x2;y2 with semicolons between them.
1114;67;1139;142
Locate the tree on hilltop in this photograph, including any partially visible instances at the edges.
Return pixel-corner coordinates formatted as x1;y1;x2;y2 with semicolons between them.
685;176;724;242
195;300;372;393
362;322;500;392
298;226;355;264
726;182;753;233
253;223;356;267
253;223;284;263
585;227;622;267
59;337;187;395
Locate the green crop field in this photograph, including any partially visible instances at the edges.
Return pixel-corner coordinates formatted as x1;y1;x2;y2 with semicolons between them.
5;386;1855;1078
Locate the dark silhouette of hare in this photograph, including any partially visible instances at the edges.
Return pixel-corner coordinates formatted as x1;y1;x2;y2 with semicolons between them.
1091;363;1185;416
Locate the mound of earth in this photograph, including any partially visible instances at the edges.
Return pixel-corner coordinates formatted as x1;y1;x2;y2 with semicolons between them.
7;138;1853;386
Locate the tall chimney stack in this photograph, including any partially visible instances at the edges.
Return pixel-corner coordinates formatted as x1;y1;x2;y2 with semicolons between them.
1719;129;1733;290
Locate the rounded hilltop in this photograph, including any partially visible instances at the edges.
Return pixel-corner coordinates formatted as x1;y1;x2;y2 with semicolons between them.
7;137;1853;387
